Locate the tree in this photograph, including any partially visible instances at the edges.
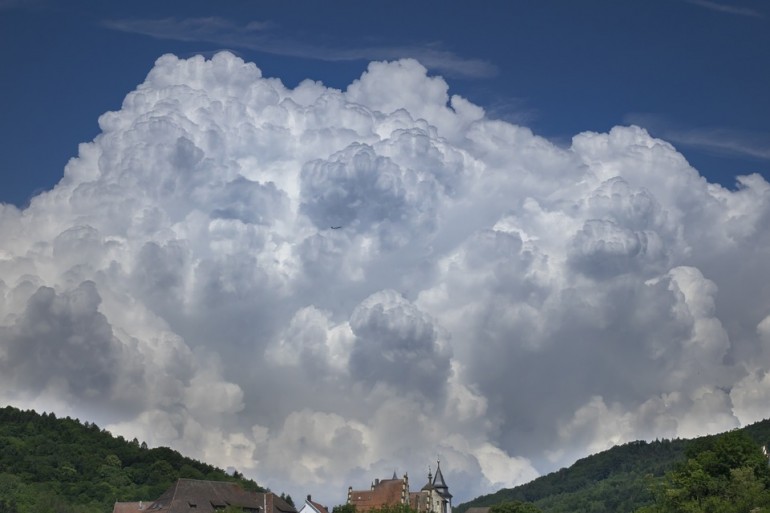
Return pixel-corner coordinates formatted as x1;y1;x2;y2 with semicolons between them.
490;501;542;513
332;504;357;513
0;405;266;512
642;430;770;513
728;466;768;512
367;505;418;513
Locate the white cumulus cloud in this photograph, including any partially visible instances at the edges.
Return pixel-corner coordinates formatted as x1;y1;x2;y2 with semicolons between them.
2;51;770;506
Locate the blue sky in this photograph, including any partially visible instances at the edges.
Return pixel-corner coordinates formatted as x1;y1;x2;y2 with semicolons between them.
1;0;768;207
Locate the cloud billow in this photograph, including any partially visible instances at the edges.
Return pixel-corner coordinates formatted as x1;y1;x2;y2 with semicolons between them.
348;290;450;396
0;282;122;401
1;51;770;505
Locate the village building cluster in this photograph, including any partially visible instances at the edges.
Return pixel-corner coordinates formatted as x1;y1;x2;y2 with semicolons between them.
347;461;452;513
113;461;453;513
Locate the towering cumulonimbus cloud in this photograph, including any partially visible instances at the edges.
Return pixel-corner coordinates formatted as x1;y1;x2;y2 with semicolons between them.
1;51;770;504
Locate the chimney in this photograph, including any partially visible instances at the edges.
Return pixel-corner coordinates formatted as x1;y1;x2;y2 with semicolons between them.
307;495;312;502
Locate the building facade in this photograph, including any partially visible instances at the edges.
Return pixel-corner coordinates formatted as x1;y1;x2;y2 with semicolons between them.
347;461;452;513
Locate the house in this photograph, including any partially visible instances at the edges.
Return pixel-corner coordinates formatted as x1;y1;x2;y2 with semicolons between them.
410;463;452;513
113;502;149;513
347;472;409;512
346;461;452;513
113;479;298;513
298;495;329;513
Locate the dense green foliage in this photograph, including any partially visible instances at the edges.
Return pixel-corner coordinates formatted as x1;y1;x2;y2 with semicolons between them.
489;500;541;513
640;430;770;513
331;504;357;513
331;502;421;513
457;418;770;513
457;438;687;513
332;505;417;513
369;505;419;513
0;405;264;513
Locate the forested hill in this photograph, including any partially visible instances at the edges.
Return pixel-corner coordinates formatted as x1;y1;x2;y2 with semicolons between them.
456;417;770;513
0;405;264;513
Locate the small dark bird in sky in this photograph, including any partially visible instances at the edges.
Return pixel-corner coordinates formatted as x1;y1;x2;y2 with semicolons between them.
331;226;342;229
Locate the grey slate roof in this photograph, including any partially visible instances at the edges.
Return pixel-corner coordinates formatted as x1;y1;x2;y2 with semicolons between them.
147;479;262;513
114;479;297;513
432;463;452;499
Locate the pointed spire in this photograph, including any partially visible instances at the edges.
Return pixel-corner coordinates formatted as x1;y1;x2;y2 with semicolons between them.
432;460;452;499
393;469;398;480
432;461;443;486
421;464;434;491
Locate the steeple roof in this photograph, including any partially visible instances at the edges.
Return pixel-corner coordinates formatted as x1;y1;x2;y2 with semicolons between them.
431;461;452;499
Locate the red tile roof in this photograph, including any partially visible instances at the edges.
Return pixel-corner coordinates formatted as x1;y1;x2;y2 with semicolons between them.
348;479;405;512
313;501;329;513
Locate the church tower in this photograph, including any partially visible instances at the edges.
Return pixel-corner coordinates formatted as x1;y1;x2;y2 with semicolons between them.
416;461;452;513
433;461;452;513
431;461;452;513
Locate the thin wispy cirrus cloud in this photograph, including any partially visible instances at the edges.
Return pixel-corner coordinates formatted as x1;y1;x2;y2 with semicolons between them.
102;16;499;79
625;113;770;162
664;127;770;160
683;0;765;18
2;50;770;507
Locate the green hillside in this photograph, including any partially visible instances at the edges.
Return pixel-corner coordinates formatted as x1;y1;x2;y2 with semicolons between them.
5;403;770;513
456;418;770;513
0;405;265;513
